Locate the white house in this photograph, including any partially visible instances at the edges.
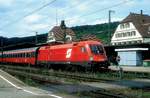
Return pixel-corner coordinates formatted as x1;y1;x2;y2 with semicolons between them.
111;12;150;45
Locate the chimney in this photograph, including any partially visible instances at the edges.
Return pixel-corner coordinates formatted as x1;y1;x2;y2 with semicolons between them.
60;20;66;29
140;10;143;15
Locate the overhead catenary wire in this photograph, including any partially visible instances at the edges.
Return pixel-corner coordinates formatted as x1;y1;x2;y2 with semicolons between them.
47;0;131;30
66;0;132;23
58;0;96;16
0;0;57;30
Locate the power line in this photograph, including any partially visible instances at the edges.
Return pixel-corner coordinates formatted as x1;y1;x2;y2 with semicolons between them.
51;0;132;27
66;0;131;23
56;0;96;24
59;0;95;16
0;0;57;30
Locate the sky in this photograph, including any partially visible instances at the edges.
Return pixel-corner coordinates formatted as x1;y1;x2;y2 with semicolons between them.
0;0;149;38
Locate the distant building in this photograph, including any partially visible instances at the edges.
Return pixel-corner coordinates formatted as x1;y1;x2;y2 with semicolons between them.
80;34;100;41
111;11;150;45
47;20;76;43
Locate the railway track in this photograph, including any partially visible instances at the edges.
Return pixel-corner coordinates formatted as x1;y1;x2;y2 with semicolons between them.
90;90;128;98
1;64;142;98
0;64;112;82
0;64;149;81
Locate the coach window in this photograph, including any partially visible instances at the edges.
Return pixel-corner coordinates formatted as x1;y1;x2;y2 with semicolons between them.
22;53;24;57
19;53;21;58
30;52;32;57
24;53;26;57
23;53;25;57
26;53;29;58
28;53;30;57
29;52;31;57
20;53;22;57
19;53;21;57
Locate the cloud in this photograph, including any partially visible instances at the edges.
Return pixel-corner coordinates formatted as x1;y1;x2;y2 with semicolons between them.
30;24;49;31
24;14;44;24
0;30;6;36
0;0;14;6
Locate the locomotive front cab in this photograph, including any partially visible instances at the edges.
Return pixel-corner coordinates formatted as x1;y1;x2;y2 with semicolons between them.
88;43;109;68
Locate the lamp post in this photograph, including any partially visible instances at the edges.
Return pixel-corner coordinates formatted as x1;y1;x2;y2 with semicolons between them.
30;31;38;45
108;10;115;45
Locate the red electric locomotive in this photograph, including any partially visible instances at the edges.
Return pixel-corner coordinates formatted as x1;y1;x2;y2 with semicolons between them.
37;40;109;70
0;40;109;71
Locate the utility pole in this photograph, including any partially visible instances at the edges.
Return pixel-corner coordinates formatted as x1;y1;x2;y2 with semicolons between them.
55;8;58;26
108;10;115;45
35;32;38;45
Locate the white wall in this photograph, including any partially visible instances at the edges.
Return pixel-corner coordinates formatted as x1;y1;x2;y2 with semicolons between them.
111;22;143;45
47;31;56;43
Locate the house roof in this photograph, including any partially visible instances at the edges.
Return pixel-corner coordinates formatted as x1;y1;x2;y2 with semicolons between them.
121;13;150;37
80;34;101;42
48;26;76;42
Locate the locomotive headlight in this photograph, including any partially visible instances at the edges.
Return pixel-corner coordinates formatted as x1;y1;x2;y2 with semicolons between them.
90;56;93;61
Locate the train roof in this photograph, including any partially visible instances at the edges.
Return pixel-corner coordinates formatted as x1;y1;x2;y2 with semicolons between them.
39;40;103;50
2;47;38;54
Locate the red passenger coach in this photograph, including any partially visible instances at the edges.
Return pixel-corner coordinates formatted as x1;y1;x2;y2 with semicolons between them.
1;47;38;65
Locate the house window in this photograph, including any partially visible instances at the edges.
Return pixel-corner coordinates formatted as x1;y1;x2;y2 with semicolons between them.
125;23;130;28
131;31;136;36
115;34;117;38
120;23;130;29
120;24;123;29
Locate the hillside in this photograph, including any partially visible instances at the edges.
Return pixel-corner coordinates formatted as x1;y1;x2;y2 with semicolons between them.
0;22;119;47
72;22;119;44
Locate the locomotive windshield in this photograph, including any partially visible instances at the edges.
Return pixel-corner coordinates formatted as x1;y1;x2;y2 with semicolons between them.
90;45;104;54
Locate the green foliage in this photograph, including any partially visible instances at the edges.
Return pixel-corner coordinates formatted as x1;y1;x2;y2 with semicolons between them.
71;22;119;44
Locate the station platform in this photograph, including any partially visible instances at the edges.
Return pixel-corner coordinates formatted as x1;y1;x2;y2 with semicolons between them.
109;66;150;73
0;69;62;98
